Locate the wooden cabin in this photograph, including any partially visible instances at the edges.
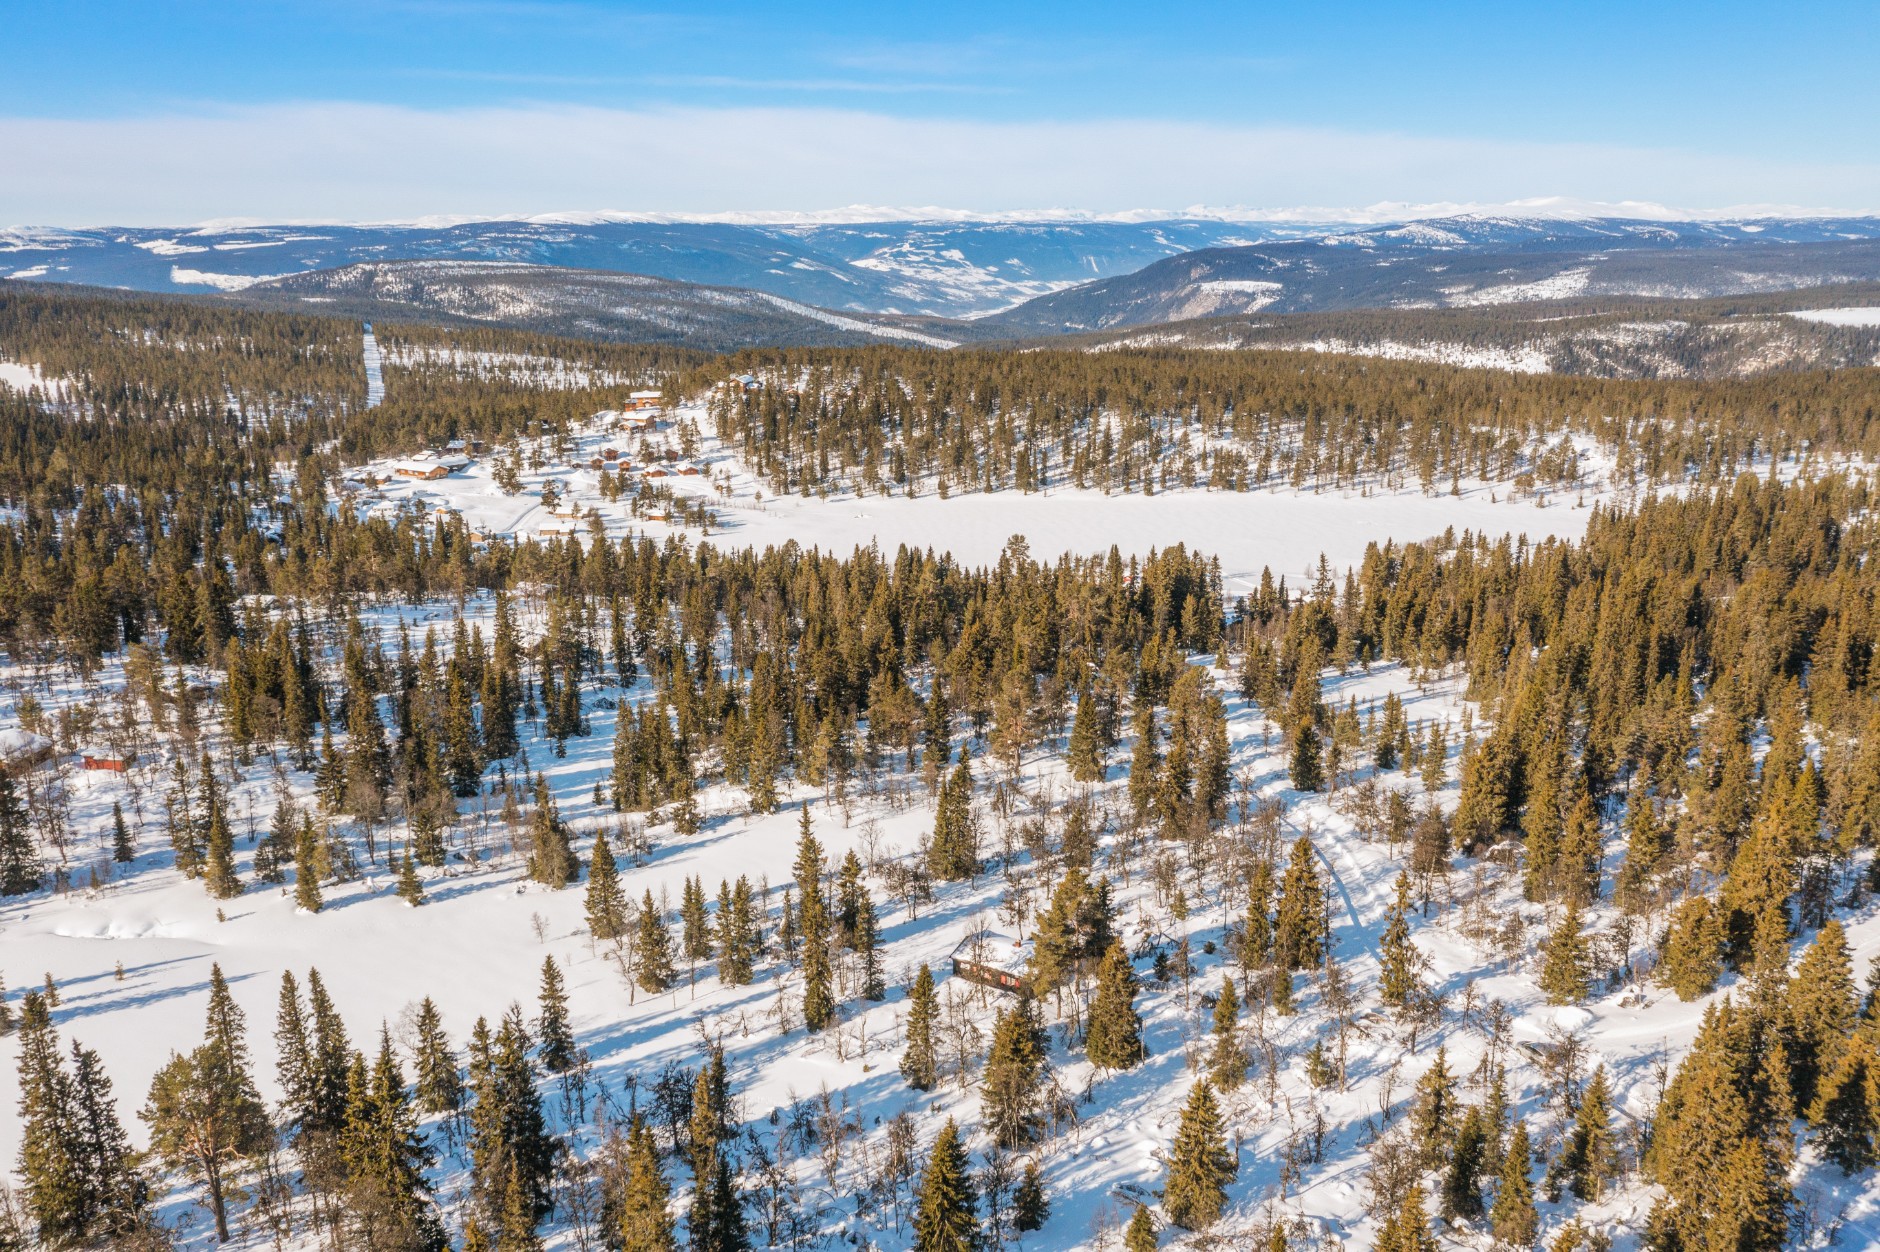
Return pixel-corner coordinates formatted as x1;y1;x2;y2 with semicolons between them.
950;931;1030;995
80;750;133;773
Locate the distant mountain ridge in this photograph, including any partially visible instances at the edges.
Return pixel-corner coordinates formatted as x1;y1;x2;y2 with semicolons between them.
0;218;1294;317
14;212;1878;323
236;260;983;351
980;215;1880;334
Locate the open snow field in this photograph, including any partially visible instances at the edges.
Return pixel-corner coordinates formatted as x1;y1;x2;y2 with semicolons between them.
350;397;1614;592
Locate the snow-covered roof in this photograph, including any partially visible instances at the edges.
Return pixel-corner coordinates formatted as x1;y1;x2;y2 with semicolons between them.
951;930;1029;975
0;728;52;759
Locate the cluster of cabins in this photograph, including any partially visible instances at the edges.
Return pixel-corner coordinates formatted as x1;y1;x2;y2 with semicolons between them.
0;729;133;778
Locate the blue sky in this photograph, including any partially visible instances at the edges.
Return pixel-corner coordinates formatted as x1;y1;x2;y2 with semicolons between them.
4;1;1878;223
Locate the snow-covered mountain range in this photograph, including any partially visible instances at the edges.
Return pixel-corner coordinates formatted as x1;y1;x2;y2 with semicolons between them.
11;212;1880;322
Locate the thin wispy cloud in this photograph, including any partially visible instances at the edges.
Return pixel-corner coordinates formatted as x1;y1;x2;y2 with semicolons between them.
3;101;1878;225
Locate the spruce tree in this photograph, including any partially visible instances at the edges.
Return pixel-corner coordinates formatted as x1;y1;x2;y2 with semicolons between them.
0;770;42;896
341;1027;444;1251
913;1118;978;1252
200;757;241;899
66;1037;150;1244
1377;870;1421;1010
1012;1159;1048;1234
1489;1119;1538;1248
1560;1065;1619;1202
536;957;576;1074
396;847;425;906
1123;1204;1157;1252
1085;940;1145;1071
1273;835;1327;972
293;815;324;913
901;963;940;1091
983;1001;1047;1149
1410;1046;1458;1167
928;752;977;880
1658;895;1722;1001
1441;1104;1488;1220
411;998;463;1117
110;802;135;864
635;891;674;994
1164;1079;1233;1230
468;1007;558;1239
1787;918;1856;1113
681;876;711;962
527;774;576;888
1067;683;1109;783
619;1113;675;1252
794;811;835;1031
15;991;88;1246
1538;899;1590;1005
1208;975;1247;1090
1288;722;1323;792
1808;1028;1878;1173
1374;1184;1436;1252
585;831;627;942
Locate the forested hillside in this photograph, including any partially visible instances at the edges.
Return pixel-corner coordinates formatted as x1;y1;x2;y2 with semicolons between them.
2;284;1880;1251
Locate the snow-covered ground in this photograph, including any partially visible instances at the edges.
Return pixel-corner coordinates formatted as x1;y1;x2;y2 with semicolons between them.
337;399;1613;593
0;359;69;396
5;401;1872;1250
362;325;385;408
1786;306;1880;327
10;621;1880;1249
1267;337;1554;375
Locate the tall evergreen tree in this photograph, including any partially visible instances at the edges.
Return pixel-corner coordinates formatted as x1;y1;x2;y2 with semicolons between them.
141;972;273;1243
1539;899;1591;1005
527;773;576;889
983;1001;1048;1149
1208;975;1246;1090
1489;1119;1538;1248
1164;1080;1234;1231
536;957;576;1074
1123;1204;1156;1252
1441;1105;1489;1220
1787;918;1856;1113
636;891;675;994
1658;895;1723;1001
1273;835;1327;973
1012;1159;1048;1234
293;815;324;913
1377;870;1422;1011
1373;1184;1436;1252
794;811;835;1031
619;1113;675;1252
585;831;628;942
340;1028;445;1251
110;802;136;865
0;771;42;896
901;964;940;1091
913;1118;979;1252
410;998;464;1118
928;752;978;880
1559;1065;1619;1202
1085;940;1145;1071
201;754;242;900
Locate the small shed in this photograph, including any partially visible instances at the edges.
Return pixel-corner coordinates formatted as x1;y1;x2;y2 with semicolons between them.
80;750;133;772
950;930;1031;995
